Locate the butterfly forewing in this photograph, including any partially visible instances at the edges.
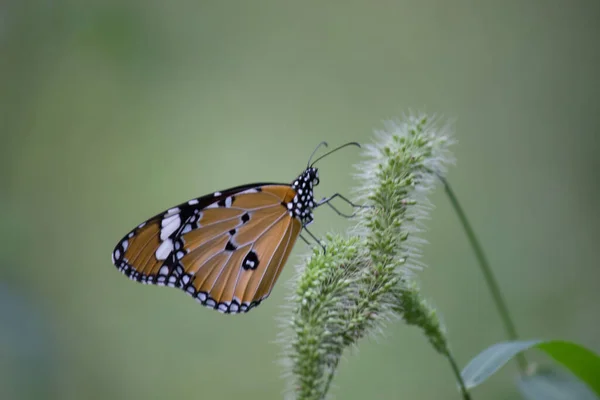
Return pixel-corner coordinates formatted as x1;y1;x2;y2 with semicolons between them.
112;183;302;313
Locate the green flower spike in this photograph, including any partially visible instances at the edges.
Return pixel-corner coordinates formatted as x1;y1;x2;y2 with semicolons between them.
282;114;469;400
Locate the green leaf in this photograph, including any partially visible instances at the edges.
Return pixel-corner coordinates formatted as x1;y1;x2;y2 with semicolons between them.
517;366;598;400
461;339;600;397
461;340;541;389
537;341;600;396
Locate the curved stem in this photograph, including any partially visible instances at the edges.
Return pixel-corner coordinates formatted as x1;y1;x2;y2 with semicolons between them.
437;175;528;373
445;347;473;400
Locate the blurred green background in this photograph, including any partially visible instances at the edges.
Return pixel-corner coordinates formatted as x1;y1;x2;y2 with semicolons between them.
2;1;599;399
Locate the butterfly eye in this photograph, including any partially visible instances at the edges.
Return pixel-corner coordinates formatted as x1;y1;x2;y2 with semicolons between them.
313;177;320;186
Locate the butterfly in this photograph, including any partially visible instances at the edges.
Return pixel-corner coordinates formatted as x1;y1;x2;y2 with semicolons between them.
111;142;360;314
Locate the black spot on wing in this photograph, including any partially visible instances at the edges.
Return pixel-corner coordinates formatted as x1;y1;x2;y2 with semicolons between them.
242;250;259;270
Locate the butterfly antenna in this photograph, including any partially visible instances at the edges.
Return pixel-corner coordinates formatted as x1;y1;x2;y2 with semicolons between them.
307;141;329;168
309;142;361;167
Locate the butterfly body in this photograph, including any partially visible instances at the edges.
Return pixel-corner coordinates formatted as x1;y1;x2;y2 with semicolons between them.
112;167;320;314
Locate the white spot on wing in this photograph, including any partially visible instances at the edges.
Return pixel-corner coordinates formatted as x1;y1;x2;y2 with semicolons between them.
240;188;261;194
214;191;222;197
188;199;199;205
160;215;181;240
225;197;233;207
155;240;173;260
162;214;179;227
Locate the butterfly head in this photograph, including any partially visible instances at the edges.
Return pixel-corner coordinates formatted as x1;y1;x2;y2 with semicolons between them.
289;167;319;226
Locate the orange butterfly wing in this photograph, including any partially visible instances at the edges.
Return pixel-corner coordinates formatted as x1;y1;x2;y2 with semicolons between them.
112;184;302;313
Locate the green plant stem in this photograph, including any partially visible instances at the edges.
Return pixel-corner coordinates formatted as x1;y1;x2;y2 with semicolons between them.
322;359;339;399
438;175;528;373
445;348;473;400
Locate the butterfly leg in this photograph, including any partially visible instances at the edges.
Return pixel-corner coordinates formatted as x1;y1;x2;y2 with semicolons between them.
316;193;370;218
322;201;355;218
299;234;312;246
303;227;326;253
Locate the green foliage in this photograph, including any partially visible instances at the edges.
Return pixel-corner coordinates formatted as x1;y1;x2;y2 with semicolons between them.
462;340;600;399
518;366;599;400
462;340;542;389
282;114;599;400
536;341;600;396
284;235;364;400
282;114;461;399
